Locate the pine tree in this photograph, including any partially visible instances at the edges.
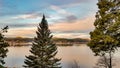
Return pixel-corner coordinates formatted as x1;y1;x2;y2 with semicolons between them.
0;26;9;67
88;0;120;68
24;15;61;68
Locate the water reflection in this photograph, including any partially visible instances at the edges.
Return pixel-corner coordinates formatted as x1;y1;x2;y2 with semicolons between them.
4;44;120;68
57;44;98;68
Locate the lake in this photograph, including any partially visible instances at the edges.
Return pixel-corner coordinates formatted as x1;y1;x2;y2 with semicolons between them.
4;44;120;68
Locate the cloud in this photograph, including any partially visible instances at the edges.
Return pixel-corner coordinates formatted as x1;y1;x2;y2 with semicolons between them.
61;0;93;3
4;16;95;38
50;15;78;23
49;5;79;23
0;0;97;39
0;22;37;28
4;27;36;38
49;10;95;31
51;0;96;6
8;23;37;28
5;27;90;38
53;33;90;39
60;3;82;8
50;16;95;33
65;15;78;22
50;5;72;15
12;13;43;19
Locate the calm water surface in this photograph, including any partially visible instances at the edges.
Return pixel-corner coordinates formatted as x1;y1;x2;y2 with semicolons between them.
4;44;120;68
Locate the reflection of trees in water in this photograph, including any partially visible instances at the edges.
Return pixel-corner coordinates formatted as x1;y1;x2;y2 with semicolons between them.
57;43;73;46
68;60;81;68
94;54;116;68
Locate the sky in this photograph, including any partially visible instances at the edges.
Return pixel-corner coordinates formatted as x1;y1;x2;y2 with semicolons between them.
0;0;98;38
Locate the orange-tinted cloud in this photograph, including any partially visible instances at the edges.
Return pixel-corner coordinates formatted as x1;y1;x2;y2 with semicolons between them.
50;16;95;32
4;27;36;38
4;16;95;39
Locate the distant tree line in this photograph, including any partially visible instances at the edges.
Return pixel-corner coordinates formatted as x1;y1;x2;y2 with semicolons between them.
5;37;89;44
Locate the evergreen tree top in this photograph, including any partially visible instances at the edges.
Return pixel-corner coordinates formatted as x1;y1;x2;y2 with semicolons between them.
42;14;45;20
40;14;48;30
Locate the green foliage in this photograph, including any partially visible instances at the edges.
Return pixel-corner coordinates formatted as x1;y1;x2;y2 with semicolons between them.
0;65;4;68
88;0;120;68
24;15;61;68
0;26;9;67
88;0;120;56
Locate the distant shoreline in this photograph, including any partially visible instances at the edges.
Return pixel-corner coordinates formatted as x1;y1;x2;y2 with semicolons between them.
7;42;88;47
5;37;89;46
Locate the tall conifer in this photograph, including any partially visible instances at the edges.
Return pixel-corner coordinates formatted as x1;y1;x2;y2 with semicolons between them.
88;0;120;68
24;15;61;68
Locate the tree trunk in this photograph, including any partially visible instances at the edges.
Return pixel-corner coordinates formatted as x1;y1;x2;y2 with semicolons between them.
109;50;112;68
